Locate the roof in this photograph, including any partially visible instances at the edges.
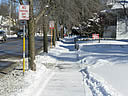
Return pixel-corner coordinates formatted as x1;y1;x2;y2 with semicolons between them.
111;2;128;10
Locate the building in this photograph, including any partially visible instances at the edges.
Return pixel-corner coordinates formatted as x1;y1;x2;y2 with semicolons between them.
103;0;128;39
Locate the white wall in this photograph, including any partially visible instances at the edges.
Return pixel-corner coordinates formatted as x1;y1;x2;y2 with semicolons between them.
116;18;128;39
103;26;116;38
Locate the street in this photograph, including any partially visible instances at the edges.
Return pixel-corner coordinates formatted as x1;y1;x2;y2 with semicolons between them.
0;36;50;74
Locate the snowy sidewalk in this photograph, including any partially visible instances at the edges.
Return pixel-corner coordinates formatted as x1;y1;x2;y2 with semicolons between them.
34;37;86;96
40;63;85;96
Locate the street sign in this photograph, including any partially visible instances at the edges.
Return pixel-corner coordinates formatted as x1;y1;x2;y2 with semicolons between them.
49;21;55;29
92;34;99;39
19;5;29;20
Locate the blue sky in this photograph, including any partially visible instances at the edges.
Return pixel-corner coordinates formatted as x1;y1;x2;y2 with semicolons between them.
0;0;9;4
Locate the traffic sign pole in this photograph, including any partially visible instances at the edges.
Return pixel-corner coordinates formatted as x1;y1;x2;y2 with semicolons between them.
19;5;29;74
23;24;26;74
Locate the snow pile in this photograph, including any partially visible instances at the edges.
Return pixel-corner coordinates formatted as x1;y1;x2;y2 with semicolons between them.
10;53;57;96
7;34;17;38
0;53;54;96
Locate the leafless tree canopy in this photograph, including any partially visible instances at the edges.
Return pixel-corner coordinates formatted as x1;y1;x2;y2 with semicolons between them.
28;0;103;30
0;2;9;16
1;0;103;27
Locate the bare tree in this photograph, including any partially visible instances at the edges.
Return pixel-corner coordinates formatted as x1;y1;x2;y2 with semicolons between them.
18;0;104;71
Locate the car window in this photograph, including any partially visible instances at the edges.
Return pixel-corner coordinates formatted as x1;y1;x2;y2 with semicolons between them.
19;30;23;32
0;31;4;34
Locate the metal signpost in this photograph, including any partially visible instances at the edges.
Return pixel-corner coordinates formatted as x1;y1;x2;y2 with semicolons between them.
19;5;29;74
49;21;55;48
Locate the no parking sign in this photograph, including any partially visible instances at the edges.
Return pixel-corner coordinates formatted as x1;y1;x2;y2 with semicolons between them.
19;5;29;20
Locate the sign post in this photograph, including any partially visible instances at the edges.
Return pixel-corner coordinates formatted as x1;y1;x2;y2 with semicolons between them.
49;21;54;48
19;5;29;74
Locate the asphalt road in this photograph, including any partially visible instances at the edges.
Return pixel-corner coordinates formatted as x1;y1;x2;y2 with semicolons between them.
0;36;50;76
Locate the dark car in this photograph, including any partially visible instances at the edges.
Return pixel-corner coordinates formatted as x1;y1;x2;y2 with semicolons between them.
0;31;7;42
17;30;23;38
17;30;28;38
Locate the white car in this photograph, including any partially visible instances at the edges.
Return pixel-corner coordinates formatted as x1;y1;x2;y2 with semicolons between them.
0;31;7;42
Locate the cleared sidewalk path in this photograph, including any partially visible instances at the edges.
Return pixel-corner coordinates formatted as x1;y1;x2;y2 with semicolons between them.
39;37;85;96
41;63;85;96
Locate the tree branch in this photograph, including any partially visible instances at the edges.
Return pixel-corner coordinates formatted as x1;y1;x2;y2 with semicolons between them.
19;0;23;5
35;8;46;24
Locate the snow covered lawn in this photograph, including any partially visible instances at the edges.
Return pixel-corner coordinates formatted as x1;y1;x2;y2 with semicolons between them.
79;40;128;96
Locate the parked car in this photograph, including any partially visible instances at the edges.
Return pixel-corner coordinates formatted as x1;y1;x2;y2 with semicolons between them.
17;30;28;38
0;31;7;42
17;30;23;38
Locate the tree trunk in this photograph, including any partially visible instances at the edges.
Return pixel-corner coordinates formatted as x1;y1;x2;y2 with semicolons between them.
55;22;59;41
61;25;64;39
53;27;56;46
28;0;36;71
43;17;48;53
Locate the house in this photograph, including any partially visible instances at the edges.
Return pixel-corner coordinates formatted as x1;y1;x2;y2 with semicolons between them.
102;0;128;39
111;0;128;39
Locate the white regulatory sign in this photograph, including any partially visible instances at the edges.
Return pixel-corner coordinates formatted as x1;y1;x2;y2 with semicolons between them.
19;5;29;20
49;21;55;29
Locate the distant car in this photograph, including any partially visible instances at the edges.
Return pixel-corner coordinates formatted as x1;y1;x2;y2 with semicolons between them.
17;30;28;38
17;30;23;38
0;31;7;42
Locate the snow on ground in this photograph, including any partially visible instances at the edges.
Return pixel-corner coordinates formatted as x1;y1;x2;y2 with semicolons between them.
0;36;128;96
79;39;128;96
7;34;17;38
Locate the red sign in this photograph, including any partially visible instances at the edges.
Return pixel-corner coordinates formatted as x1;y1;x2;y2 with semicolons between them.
19;5;29;20
49;21;54;29
92;34;99;39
